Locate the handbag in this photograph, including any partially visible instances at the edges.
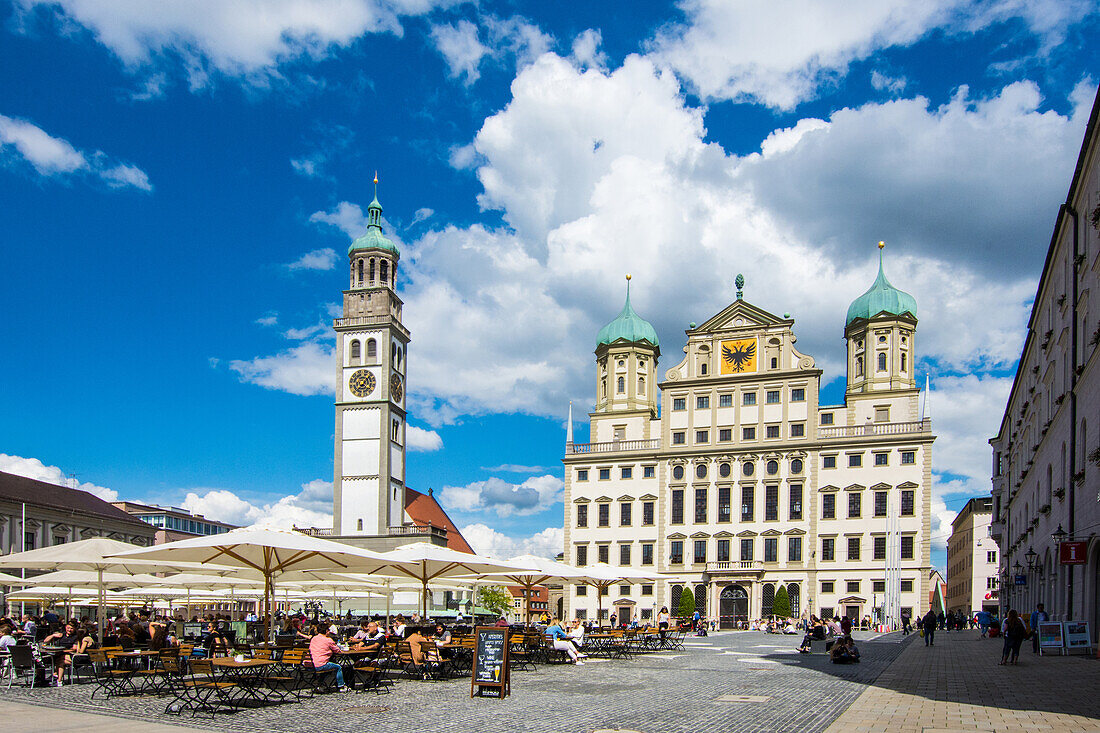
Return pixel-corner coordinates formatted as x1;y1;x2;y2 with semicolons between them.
919;628;924;637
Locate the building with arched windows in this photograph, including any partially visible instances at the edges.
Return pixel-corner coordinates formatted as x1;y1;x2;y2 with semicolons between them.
563;257;934;627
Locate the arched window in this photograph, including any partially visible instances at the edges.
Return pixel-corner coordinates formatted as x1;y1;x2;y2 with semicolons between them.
695;584;707;614
761;583;775;617
671;585;683;611
901;352;907;372
368;259;375;282
877;352;887;371
350;340;361;364
396;346;403;368
380;260;389;284
856;356;864;377
357;260;363;285
356;518;363;531
391;263;397;285
700;362;708;375
601;379;607;398
1046;464;1053;507
366;339;377;361
617;376;625;394
638;376;645;394
770;357;778;369
787;583;800;615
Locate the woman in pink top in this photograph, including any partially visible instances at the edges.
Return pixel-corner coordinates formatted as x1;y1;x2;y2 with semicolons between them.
307;626;350;691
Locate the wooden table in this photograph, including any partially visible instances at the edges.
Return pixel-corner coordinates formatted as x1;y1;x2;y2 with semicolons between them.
211;657;279;705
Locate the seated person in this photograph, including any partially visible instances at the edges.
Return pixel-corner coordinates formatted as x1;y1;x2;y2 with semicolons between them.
198;621;228;656
798;617;827;652
783;619;799;634
392;615;407;638
829;636;861;664
307;626;351;691
568;619;586;649
406;626;443;675
545;618;586;665
115;624;137;651
42;622;94;686
0;625;17;650
351;621;371;643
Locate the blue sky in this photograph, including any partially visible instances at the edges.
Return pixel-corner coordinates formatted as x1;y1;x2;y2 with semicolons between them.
0;1;1098;570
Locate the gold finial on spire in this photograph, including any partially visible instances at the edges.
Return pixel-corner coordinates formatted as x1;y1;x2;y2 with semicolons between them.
374;171;379;185
625;273;632;281
878;240;885;249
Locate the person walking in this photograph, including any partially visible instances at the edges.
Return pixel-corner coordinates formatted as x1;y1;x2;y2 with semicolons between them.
921;609;937;646
901;610;911;636
1000;609;1028;665
1029;603;1048;654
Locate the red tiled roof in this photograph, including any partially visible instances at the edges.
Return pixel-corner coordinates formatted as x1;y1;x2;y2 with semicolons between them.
507;585;548;601
404;487;475;554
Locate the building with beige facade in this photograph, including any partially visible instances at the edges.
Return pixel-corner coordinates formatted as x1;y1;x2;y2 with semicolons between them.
563;257;935;628
989;87;1100;636
946;497;999;616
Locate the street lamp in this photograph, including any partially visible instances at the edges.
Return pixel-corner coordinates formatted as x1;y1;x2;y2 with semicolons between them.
1052;524;1068;542
1013;561;1022;573
1025;546;1037;570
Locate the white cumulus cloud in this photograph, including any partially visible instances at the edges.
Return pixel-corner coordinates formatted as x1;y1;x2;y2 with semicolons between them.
460;523;563;559
439;474;563;518
286;247;338;271
430;19;488;84
180;479;333;529
406;425;443;452
0;453;119;502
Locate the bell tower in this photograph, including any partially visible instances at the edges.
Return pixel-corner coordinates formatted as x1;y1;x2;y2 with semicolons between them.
333;176;410;536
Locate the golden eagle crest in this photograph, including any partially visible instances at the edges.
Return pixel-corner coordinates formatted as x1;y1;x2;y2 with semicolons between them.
721;340;756;373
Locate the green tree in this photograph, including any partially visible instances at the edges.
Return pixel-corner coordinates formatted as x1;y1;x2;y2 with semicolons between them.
677;586;695;618
476;585;513;617
773;585;791;618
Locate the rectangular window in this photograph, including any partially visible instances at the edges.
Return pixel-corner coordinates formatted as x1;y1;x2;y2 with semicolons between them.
987;550;997;563
671;490;684;524
672;431;686;445
848;453;862;467
742;426;756;440
577;504;588;528
696;430;709;443
621;466;633;479
765;485;778;521
597;545;609;564
820;412;834;425
874;452;889;467
719;394;733;407
764;537;778;562
875;406;890;422
766;390;781;404
641;543;654;565
620;503;632;526
642;502;654;525
718;486;731;522
620;544;631;566
598;503;610;527
874;491;888;517
641;584;653;596
901;490;914;516
821;537;835;561
847;536;861;561
743;392;757;406
901;451;916;465
695;488;707;523
820;607;835;620
823;493;835;519
790;423;805;437
577;469;588;481
741;486;754;521
873;580;886;593
766;424;780;439
673;397;686;411
821;580;834;593
576;546;587;566
670;541;684;564
740;538;753;561
901;579;913;592
788;536;802;562
719;428;732;442
697;395;710;409
901;535;914;560
717;539;730;562
822;455;836;469
789;484;803;520
873;536;886;560
694;540;707;563
643;465;655;478
576;584;587;596
848;492;861;518
846;580;860;593
791;388;805;402
599;468;611;480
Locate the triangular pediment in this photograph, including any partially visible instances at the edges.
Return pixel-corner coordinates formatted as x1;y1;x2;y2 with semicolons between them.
639;493;659;501
668;532;687;540
713;531;735;538
897;481;919;489
870;482;892;490
693;299;789;334
844;484;866;492
819;485;840;493
616;495;634;502
595;496;613;503
689;531;711;539
761;529;782;537
837;595;866;604
736;530;758;538
784;528;806;536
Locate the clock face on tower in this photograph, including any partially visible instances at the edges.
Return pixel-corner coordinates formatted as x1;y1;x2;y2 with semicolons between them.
390;373;403;401
348;369;375;398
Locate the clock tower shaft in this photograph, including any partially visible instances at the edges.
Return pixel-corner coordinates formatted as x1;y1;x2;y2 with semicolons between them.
332;190;409;536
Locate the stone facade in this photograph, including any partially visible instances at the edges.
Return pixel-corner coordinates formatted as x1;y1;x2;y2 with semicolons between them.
945;497;998;615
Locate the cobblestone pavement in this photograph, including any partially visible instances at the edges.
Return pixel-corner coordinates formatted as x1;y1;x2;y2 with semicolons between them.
826;628;1100;732
4;630;909;733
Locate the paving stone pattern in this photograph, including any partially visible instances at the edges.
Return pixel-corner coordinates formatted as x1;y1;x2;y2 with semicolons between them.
6;631;910;733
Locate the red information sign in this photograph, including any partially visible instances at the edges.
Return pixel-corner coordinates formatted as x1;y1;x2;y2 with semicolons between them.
1060;541;1088;564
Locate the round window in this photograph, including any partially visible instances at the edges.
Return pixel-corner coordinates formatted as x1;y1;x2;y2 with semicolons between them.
672;465;684;481
719;463;731;478
696;464;707;479
766;460;779;475
791;458;803;474
743;461;755;477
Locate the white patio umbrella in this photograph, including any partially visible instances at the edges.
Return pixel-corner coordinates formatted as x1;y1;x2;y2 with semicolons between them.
0;571;30;586
375;542;534;619
107;527;409;640
0;538;230;635
468;554;589;625
144;573;267;620
577;564;664;624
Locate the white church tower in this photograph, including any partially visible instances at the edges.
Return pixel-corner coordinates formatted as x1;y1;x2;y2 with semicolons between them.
333;179;409;536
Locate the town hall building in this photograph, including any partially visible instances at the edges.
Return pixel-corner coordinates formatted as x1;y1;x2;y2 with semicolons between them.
563;248;935;627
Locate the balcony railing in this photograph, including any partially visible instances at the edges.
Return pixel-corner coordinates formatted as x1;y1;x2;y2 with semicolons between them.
295;523;447;540
705;560;764;573
566;439;660;455
818;418;931;439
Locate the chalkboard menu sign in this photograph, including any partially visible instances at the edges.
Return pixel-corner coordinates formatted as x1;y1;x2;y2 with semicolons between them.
470;626;510;698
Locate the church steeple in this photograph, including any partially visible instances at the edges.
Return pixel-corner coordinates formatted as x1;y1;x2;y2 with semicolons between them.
594;275;659;416
844;242;917;394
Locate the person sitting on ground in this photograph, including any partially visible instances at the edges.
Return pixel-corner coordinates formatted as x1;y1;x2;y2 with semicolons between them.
545;617;586;665
42;621;94;686
307;624;351;691
798;616;827;652
829;636;861;664
783;618;799;634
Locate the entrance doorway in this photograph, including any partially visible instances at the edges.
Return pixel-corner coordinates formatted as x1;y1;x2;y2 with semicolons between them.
719;585;748;628
844;605;860;621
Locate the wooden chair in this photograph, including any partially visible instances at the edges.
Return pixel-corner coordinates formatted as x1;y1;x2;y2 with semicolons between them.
184;659;239;718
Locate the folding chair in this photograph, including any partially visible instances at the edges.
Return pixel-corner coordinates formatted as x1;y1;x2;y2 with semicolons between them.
184;659;239;718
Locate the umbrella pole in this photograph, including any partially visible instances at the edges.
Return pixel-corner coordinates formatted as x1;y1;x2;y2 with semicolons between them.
264;573;273;642
97;568;105;642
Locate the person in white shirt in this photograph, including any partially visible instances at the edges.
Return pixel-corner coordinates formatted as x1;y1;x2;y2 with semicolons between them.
0;625;16;650
568;619;585;649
